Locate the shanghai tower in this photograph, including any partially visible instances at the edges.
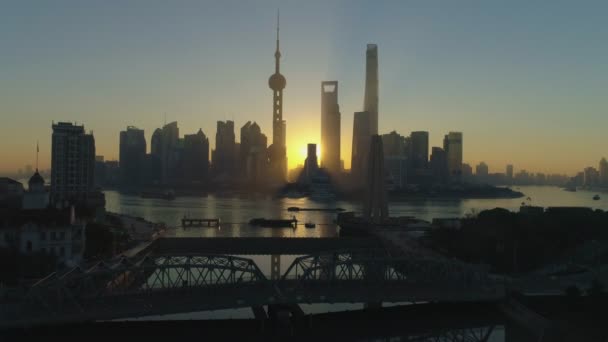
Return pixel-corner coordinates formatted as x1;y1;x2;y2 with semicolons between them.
364;44;378;135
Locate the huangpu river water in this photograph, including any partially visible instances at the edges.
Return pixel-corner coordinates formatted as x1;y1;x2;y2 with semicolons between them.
105;186;608;237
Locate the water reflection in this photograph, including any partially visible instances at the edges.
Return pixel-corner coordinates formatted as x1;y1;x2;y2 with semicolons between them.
104;186;608;239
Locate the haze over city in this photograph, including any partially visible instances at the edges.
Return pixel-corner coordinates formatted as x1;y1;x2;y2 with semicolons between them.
1;1;607;175
4;2;608;340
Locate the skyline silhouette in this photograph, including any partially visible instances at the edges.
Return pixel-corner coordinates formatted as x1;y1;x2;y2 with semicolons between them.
1;1;608;174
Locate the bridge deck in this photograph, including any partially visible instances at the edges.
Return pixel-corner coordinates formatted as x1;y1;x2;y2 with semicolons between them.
146;237;386;255
0;303;503;341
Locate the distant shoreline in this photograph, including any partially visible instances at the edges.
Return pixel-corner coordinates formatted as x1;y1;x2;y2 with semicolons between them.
388;186;525;200
103;184;525;201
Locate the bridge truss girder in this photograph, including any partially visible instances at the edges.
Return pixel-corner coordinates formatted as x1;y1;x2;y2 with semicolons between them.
2;251;503;327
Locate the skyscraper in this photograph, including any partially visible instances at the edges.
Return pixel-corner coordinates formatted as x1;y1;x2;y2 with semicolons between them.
240;121;268;182
351;111;371;182
158;122;179;185
50;122;96;207
320;81;341;174
267;12;287;182
584;166;599;187
443;132;463;181
410;131;429;170
364;135;388;223
303;143;319;182
212;120;236;177
506;164;514;180
182;129;209;183
364;44;379;135
476;162;489;181
146;128;163;185
382;131;408;189
119;126;146;188
430;147;448;183
462;163;473;178
599;158;608;186
151;128;162;156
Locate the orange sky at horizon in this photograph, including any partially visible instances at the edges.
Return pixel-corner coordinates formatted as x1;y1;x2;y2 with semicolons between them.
1;2;607;177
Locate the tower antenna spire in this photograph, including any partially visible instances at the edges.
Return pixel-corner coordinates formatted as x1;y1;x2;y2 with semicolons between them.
36;140;39;171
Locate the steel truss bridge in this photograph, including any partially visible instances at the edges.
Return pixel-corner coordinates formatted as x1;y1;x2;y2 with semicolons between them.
0;237;505;328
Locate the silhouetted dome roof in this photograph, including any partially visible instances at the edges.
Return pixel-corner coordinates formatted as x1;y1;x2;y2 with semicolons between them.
268;72;286;91
28;170;44;186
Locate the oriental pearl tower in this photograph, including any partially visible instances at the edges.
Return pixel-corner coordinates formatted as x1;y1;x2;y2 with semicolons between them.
268;11;287;182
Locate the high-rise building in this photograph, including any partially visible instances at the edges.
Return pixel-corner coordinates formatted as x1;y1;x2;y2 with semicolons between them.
443;132;463;181
599;158;608;186
146;129;163;185
182;129;209;183
267;13;287;182
303;143;319;182
430;147;448;183
94;156;106;188
462;163;473;178
119;126;146;188
382;131;407;157
151;128;162;156
156;122;179;185
385;157;407;190
240;121;268;181
584;166;600;187
212;120;236;177
50;122;96;207
364;44;379;135
320;81;341;174
382;131;408;189
476;162;489;181
506;164;514;180
364;135;388;223
351;111;371;183
410;131;429;170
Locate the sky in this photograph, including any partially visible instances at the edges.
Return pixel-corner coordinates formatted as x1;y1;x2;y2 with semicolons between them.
1;0;607;175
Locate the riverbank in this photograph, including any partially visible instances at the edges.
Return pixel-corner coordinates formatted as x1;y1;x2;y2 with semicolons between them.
389;185;524;200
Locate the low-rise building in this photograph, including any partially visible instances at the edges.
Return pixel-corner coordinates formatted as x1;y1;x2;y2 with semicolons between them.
22;170;48;210
0;177;24;209
0;207;86;266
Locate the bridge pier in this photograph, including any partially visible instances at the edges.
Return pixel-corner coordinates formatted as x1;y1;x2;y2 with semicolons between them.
271;255;281;280
251;306;268;320
364;302;382;310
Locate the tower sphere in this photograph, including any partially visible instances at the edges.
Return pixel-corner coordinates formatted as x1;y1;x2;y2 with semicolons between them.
269;72;286;90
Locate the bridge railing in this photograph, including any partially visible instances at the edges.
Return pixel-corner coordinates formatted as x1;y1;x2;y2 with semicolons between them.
280;251;494;288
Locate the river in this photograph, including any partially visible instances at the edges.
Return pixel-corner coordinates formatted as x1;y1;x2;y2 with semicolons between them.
104;186;608;238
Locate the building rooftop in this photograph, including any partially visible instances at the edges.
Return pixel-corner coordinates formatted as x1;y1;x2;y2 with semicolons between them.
0;177;22;186
0;207;74;227
28;171;45;186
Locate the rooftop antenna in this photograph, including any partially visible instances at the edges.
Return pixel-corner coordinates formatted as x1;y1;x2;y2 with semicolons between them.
36;140;39;171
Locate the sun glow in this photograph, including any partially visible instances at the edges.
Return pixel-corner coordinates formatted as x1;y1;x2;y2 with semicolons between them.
287;143;320;170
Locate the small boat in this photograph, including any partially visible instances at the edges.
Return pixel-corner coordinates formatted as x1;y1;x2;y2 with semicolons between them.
304;222;316;229
593;194;601;200
249;217;298;228
287;207;345;212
